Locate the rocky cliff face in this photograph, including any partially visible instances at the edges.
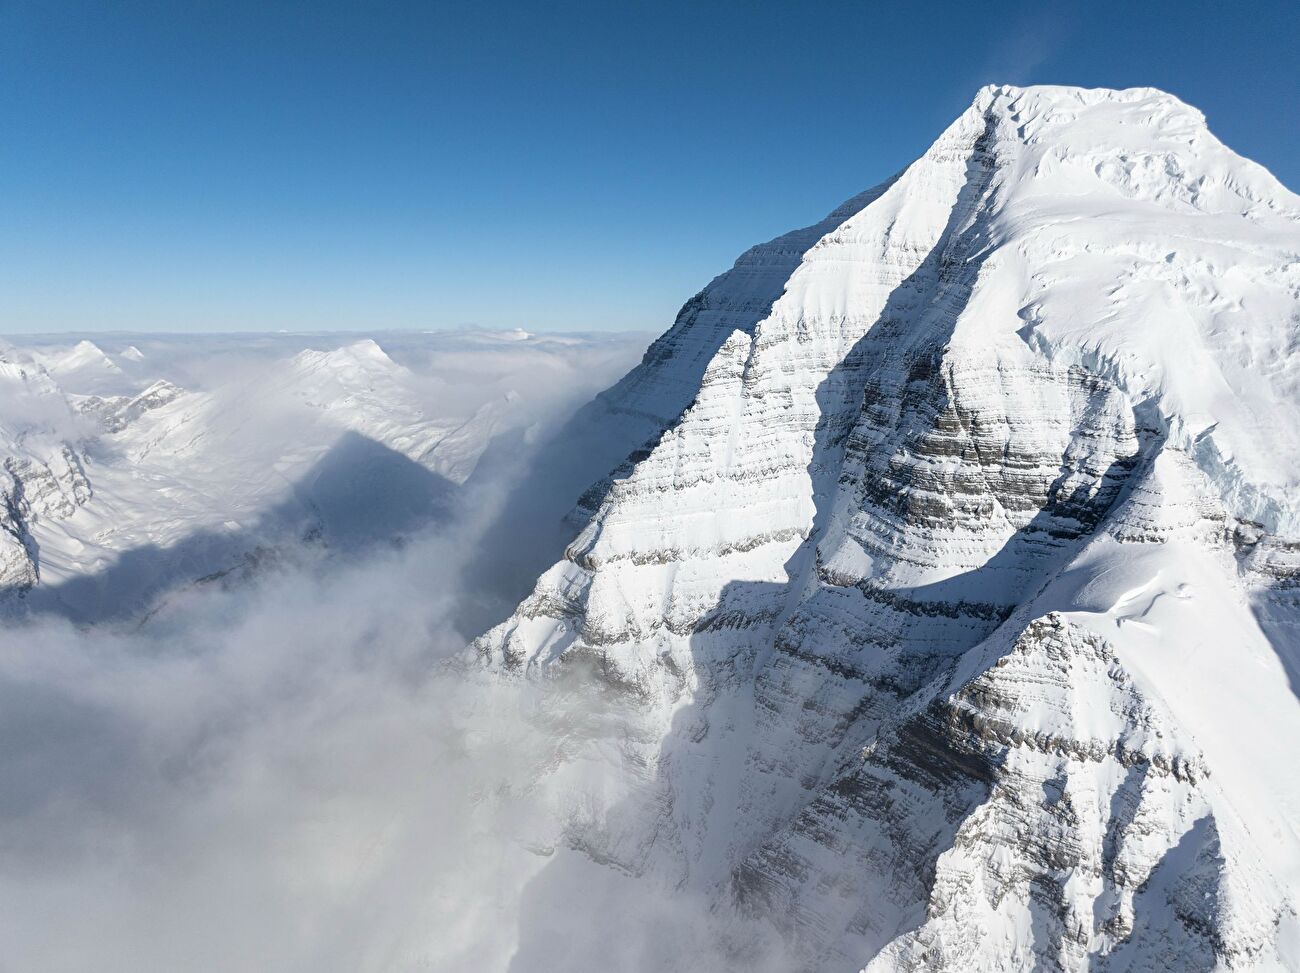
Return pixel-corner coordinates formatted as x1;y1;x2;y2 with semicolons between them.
0;356;94;590
477;85;1300;970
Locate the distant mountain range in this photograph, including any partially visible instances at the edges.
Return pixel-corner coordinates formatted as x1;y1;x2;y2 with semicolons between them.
0;328;646;623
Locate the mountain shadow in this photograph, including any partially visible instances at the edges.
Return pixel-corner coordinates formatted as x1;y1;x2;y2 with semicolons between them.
12;431;457;626
1248;591;1300;703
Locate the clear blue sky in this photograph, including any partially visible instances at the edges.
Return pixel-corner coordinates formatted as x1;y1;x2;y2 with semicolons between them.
3;0;1297;334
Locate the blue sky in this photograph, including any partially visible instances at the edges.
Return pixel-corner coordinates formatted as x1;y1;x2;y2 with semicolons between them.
2;0;1297;334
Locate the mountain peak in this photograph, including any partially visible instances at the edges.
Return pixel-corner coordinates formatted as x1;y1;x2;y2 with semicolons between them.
289;339;401;375
478;85;1300;969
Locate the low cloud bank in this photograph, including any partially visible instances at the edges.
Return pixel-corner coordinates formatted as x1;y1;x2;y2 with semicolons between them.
0;331;795;972
0;496;790;971
1;493;509;968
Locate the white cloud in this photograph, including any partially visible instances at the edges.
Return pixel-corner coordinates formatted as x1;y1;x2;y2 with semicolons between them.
0;330;794;971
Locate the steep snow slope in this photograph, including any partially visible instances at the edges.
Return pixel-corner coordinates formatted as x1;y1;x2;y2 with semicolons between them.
0;330;646;619
478;85;1300;970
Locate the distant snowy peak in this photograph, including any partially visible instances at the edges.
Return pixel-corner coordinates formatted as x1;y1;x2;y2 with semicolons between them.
289;338;401;376
479;85;1300;971
283;340;417;416
54;339;122;372
2;328;648;609
31;339;125;390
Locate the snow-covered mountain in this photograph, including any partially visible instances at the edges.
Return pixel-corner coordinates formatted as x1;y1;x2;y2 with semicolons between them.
477;85;1300;970
0;330;647;620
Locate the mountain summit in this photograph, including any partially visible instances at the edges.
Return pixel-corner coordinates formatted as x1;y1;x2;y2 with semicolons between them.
478;85;1300;970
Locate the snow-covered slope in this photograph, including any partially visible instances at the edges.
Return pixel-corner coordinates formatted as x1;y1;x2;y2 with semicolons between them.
0;330;646;619
477;85;1300;970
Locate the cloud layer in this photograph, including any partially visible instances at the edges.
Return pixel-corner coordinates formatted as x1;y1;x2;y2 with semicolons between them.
0;328;812;971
